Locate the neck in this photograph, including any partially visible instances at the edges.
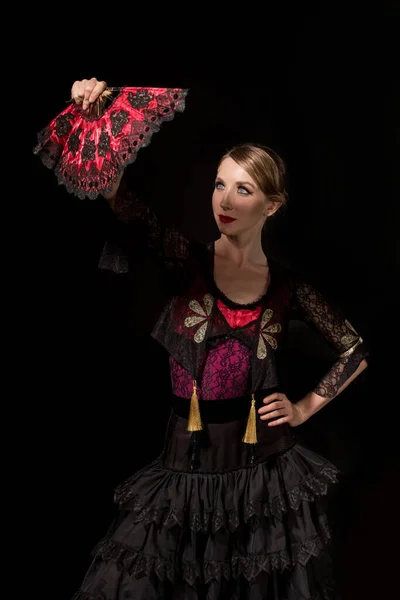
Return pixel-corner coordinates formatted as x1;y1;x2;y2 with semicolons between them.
215;230;267;267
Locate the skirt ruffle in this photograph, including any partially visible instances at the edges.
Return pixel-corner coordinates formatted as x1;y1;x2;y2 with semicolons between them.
73;442;340;599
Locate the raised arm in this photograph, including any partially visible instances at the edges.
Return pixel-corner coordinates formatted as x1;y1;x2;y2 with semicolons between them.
54;78;192;278
98;171;190;278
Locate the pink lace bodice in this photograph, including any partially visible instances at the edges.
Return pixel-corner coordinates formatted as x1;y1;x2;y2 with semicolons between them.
170;299;262;399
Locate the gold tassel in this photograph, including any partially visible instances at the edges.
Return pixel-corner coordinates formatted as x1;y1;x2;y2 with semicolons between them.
187;380;203;432
242;394;258;444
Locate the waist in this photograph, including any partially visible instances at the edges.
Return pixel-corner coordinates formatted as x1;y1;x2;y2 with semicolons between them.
171;387;281;424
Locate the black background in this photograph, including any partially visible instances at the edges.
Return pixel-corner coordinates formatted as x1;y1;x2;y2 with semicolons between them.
27;15;398;599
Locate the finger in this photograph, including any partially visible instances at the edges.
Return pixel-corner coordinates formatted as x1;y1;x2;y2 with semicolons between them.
71;79;87;105
263;393;286;404
88;80;107;104
268;416;289;426
258;401;284;414
260;409;286;420
82;77;100;110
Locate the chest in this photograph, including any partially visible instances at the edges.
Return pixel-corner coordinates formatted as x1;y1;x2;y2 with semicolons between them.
213;256;270;305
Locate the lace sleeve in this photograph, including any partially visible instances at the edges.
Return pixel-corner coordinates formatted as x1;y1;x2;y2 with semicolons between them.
98;174;190;281
293;279;369;398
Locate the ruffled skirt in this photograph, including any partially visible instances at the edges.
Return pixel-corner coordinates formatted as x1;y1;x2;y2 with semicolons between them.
73;397;341;599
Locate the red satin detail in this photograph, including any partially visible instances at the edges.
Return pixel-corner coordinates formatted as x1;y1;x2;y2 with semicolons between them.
33;87;188;199
217;298;262;328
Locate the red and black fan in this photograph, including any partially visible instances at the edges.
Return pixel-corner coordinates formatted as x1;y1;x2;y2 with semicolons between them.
33;86;188;199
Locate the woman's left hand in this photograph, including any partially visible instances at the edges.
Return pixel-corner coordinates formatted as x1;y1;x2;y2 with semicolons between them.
258;393;307;427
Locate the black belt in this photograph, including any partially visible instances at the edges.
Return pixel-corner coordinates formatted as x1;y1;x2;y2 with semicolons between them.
171;387;281;424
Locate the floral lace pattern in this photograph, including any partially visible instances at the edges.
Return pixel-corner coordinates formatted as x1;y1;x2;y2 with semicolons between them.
115;461;339;532
33;87;188;199
98;184;190;275
90;526;331;586
294;281;368;398
170;337;252;400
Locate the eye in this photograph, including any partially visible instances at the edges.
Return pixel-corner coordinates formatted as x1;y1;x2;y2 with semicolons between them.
214;181;224;190
238;186;251;195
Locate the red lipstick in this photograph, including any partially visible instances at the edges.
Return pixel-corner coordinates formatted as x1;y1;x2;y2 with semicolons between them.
219;215;237;223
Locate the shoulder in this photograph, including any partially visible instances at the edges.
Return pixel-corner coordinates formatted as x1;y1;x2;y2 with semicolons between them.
268;256;297;288
269;258;321;295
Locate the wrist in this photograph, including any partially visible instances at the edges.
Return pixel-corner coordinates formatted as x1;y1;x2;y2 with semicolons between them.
296;391;333;421
296;393;316;421
103;172;124;203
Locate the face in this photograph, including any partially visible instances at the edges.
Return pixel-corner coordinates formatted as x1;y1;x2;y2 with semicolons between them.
212;157;277;236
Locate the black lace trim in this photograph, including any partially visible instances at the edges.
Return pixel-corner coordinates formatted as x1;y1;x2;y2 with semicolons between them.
89;526;331;586
33;88;188;200
114;463;339;533
293;279;368;398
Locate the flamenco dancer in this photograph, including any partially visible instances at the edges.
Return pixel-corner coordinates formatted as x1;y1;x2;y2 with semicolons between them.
34;77;368;599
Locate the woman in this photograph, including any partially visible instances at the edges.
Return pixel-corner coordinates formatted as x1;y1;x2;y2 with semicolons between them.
35;78;368;599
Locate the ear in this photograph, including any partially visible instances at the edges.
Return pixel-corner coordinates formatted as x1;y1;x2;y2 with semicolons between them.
264;199;282;217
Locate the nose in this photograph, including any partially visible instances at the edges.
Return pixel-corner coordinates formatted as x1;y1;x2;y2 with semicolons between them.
220;190;233;211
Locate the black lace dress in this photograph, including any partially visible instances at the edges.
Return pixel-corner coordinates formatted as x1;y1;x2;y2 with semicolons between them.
70;186;368;600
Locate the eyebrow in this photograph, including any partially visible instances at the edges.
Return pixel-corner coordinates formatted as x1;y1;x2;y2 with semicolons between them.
215;177;256;188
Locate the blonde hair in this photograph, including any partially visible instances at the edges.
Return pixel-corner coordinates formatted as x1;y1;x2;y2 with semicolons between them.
220;143;288;206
